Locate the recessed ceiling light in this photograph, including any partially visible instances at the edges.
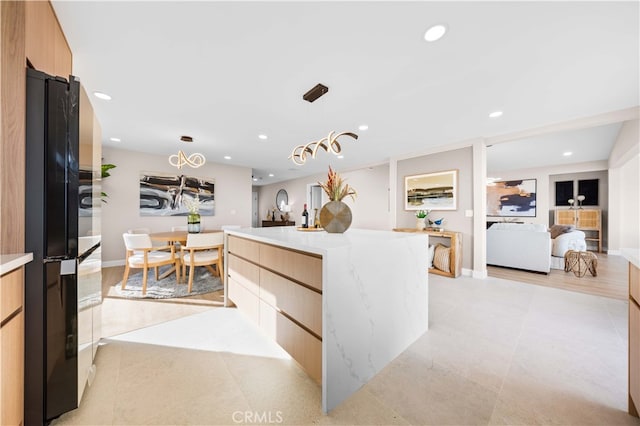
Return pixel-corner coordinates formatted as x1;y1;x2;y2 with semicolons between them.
358;124;369;131
424;24;447;42
109;137;121;142
258;134;268;140
268;173;274;177
563;151;573;156
489;111;503;118
93;91;111;101
224;155;231;160
337;155;344;159
252;178;258;182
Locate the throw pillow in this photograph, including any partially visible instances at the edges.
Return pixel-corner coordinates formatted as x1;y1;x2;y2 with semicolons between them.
433;244;451;272
428;245;435;268
549;224;575;239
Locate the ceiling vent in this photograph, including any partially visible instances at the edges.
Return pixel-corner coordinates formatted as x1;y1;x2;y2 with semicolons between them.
303;83;329;103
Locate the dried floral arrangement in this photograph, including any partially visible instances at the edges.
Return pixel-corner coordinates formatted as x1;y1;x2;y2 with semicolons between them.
318;166;357;202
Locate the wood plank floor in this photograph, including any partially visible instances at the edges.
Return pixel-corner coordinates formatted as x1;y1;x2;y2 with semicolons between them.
487;252;629;300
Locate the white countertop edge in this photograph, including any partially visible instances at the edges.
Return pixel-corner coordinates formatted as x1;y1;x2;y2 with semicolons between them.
224;227;428;256
1;253;34;275
621;248;640;269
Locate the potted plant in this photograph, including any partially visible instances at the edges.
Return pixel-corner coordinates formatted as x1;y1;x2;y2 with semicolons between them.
415;209;430;230
318;166;357;233
184;195;201;233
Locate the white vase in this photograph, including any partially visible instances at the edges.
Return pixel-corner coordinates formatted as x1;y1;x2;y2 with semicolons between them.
416;218;426;230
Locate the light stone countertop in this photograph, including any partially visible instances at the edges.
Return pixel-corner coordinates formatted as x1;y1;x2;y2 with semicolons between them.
224;226;426;255
0;253;34;275
621;248;640;269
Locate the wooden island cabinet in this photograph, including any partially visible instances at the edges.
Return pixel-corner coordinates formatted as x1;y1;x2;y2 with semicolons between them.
625;249;640;417
224;227;428;413
0;254;33;426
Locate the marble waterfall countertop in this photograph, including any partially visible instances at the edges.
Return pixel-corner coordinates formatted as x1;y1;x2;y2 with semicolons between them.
225;226;429;413
621;248;640;269
0;253;33;275
224;226;426;254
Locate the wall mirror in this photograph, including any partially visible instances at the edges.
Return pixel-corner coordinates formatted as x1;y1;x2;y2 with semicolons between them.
276;189;288;211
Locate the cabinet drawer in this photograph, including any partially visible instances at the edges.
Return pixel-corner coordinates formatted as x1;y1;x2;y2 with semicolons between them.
259;244;322;291
259;300;322;384
228;254;260;297
0;310;24;426
630;264;640;305
631;299;640;412
228;277;259;325
1;268;23;323
228;235;260;263
260;268;322;337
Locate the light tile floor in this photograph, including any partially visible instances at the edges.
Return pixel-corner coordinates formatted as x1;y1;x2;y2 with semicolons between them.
54;274;640;425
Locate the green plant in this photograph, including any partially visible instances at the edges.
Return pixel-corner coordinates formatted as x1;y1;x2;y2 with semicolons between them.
101;163;116;202
415;209;430;219
318;166;357;202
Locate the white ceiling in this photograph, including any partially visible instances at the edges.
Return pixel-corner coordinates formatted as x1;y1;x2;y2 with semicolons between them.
487;122;623;173
51;1;639;185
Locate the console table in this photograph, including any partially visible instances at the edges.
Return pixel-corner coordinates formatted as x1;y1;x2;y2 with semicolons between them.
393;228;462;278
261;220;295;227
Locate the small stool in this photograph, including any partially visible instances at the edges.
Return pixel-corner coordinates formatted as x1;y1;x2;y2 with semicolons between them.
564;250;598;277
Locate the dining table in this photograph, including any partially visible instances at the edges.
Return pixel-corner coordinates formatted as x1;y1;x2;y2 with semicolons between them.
149;230;223;278
149;229;222;245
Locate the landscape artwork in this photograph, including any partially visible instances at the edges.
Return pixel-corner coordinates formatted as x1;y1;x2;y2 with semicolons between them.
487;179;537;217
405;170;457;210
139;172;215;216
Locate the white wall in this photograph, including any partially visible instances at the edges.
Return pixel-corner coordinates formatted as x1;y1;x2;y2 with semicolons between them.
101;147;252;264
609;119;640;251
257;164;390;231
620;154;640;249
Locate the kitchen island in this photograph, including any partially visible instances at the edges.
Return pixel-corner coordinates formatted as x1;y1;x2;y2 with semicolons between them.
224;227;428;413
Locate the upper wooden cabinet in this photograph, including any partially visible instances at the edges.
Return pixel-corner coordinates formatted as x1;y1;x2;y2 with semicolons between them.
25;1;72;77
554;209;602;252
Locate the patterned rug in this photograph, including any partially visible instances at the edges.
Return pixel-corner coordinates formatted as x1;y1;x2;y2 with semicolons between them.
112;266;223;299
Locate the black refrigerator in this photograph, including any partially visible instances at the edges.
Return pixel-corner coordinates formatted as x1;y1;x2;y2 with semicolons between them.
24;68;81;425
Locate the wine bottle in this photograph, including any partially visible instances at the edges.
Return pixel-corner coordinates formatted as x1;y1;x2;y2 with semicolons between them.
302;204;309;228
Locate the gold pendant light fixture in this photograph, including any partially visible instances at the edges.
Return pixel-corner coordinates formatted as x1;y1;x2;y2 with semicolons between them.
289;131;358;165
169;135;206;169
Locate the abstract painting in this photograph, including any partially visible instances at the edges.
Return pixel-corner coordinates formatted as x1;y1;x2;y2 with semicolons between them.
405;170;457;211
140;172;215;216
487;179;536;217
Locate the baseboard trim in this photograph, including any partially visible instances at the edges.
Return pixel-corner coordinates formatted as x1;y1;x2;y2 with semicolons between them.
102;259;125;268
607;250;621;256
471;269;488;279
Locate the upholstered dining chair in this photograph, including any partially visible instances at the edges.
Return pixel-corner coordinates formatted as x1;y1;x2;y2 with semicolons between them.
122;233;180;295
180;232;224;293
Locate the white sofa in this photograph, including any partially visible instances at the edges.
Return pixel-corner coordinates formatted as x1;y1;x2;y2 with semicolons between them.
486;223;552;273
550;227;587;269
487;223;588;273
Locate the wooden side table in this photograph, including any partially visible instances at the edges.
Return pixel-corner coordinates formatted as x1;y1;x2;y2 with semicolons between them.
564;250;598;277
393;228;462;278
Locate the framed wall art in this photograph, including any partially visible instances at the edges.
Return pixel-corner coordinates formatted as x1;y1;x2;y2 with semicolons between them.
487;178;536;217
405;170;457;211
139;171;215;216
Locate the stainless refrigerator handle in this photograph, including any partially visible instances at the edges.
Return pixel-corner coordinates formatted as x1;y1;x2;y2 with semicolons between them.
43;255;72;263
43;256;77;275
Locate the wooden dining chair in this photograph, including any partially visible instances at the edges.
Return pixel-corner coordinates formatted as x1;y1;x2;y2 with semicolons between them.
180;232;224;293
122;233;180;295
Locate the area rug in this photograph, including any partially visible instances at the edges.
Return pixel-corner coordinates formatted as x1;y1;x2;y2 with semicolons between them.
112;266;223;299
